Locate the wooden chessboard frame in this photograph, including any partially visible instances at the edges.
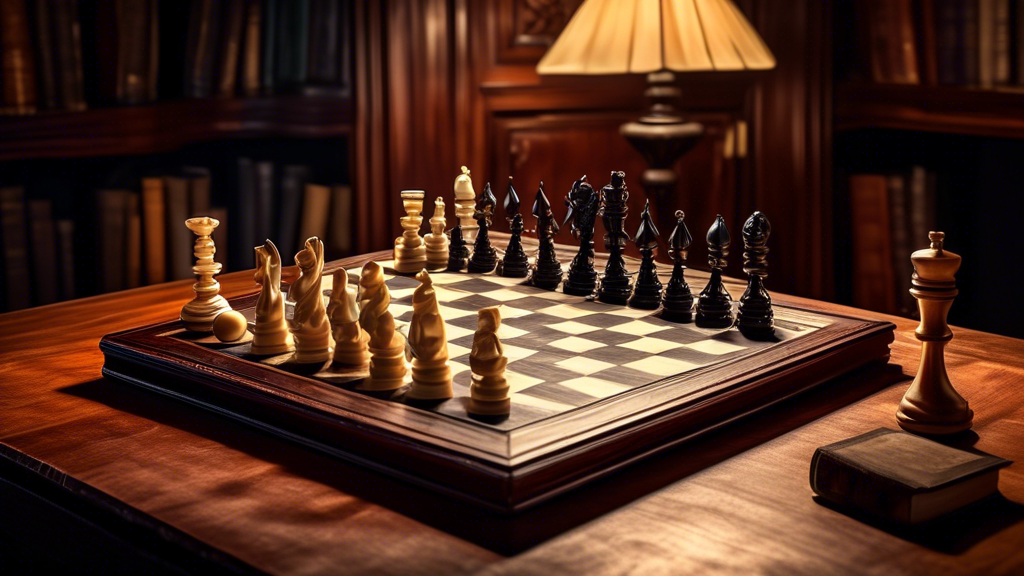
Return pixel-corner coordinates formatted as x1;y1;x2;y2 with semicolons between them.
100;249;896;514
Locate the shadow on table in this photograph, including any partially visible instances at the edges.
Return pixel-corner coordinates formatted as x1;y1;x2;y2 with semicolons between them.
63;361;906;556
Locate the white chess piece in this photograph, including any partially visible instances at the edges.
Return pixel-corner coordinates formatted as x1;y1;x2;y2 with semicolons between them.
328;268;369;366
358;261;407;390
251;239;294;355
406;270;452;400
180;217;231;332
424;197;450;270
393;190;427;274
454;166;478;241
468;306;510;416
288;237;331;364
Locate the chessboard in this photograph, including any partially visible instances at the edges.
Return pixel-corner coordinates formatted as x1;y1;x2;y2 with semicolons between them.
101;251;896;513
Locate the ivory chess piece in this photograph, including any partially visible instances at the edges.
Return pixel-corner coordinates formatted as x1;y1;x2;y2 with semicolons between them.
468;182;498;273
454;166;479;241
328;268;369;367
447;224;470;271
406;270;453;401
897;232;974;435
661;211;695;322
424;197;450;270
213;310;248;342
695;215;734;328
288;237;332;364
251;239;294;355
563;175;600;296
393;190;428;274
497;177;529;277
180;217;232;332
358;261;407;391
468;306;510;417
628;201;663;309
737;211;775;339
596;171;633;304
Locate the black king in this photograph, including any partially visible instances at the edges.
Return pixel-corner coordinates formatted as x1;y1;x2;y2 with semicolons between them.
596;171;633;304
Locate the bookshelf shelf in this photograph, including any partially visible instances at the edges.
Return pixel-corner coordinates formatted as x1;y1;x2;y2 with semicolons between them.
0;94;354;161
834;83;1024;139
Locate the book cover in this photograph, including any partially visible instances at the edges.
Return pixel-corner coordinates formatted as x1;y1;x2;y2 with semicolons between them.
0;187;32;310
0;0;38;115
848;174;897;314
28;199;59;306
891;0;919;84
935;0;960;84
141;176;167;284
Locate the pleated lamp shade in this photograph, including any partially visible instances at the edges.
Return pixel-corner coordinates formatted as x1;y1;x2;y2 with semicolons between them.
537;0;775;75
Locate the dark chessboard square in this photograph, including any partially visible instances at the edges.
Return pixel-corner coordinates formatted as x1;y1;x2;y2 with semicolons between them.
579;329;645;347
588;365;654;388
392;294;415;306
501;295;561;312
448;314;482;331
501;312;564;333
515;382;597;409
395;310;414;323
572;313;636;329
648;325;709;346
658;346;720;365
507;357;578;384
446;294;505;311
579;345;651;365
505;326;577;349
444;277;511;294
385;275;422;289
449;334;477;350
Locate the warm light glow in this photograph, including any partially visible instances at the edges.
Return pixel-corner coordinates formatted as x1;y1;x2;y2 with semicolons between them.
537;0;776;74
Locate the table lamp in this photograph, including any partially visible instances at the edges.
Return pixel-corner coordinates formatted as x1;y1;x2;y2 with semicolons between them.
537;0;775;230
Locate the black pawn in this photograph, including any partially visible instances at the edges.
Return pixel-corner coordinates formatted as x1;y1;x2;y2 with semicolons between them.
530;182;563;290
737;211;775;339
596;171;633;305
661;210;694;322
563;175;600;296
497;177;529;277
628;200;662;309
695;215;734;328
447;224;470;271
467;182;498;273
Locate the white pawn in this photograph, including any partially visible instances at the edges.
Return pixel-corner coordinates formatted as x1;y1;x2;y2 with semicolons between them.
454;166;478;241
406;270;452;400
424;197;450;270
288;237;332;364
393;190;427;274
328;268;369;367
358;261;407;390
468;306;510;416
251;239;294;355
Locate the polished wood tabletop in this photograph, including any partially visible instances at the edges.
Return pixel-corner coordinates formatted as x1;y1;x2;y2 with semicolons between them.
2;243;1023;575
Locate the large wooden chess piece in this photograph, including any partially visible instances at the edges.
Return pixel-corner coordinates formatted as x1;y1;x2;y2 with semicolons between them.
661;211;694;322
736;211;775;340
596;171;634;304
628;200;663;309
563;175;600;296
530;182;563;290
288;237;332;364
446;223;470;272
406;270;453;401
897;232;974;435
467;306;510;417
497;177;529;278
454;166;478;241
180;217;232;332
358;261;407;391
328;268;369;367
251;239;294;355
695;215;734;328
393;190;427;274
424;197;450;270
468;182;498;273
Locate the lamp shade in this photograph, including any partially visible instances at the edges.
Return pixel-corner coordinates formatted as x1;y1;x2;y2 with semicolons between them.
537;0;775;75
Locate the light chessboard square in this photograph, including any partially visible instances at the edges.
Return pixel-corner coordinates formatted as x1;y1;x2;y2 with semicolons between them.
549;336;605;354
559;376;633;398
617;336;685;354
607;320;671;337
623;356;702;377
685;339;748;355
555;356;616;375
547;320;602;335
534;303;602;320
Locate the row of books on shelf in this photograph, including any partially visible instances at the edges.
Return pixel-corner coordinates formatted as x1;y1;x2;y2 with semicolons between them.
0;0;351;115
863;0;1024;87
847;167;938;318
0;159;353;312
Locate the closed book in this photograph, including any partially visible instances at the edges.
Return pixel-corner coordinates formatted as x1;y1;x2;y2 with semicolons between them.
125;192;142;289
275;0;309;89
208;206;228;269
908;166;931;260
254;160;275;247
865;0;893;83
239;0;262;96
916;0;938;85
307;0;340;84
31;0;59;110
28;199;59;305
298;183;331;245
848;174;896;314
55;218;75;300
978;0;994;87
890;0;919;83
961;0;979;85
184;0;222;98
260;0;276;92
97;189;128;294
235;157;256;261
278;164;309;259
183;166;212;217
164;176;193;280
141;177;166;284
0;187;31;310
116;0;157;105
329;184;353;256
53;0;87;110
992;0;1010;85
811;428;1011;524
217;0;245;95
886;175;913;317
0;0;37;115
935;0;960;84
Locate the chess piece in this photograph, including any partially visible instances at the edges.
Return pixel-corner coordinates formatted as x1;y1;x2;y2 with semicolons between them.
695;215;734;328
393;190;427;274
596;171;633;304
358;261;407;391
628;200;662;309
446;223;470;272
737;211;775;339
454;166;479;241
424;197;449;270
251;239;295;355
497;177;529;277
467;306;510;417
213;310;248;342
328;268;370;367
288;237;332;363
180;217;232;332
563;175;600;296
406;270;453;401
896;232;973;435
530;182;563;290
661;211;695;322
468;182;498;273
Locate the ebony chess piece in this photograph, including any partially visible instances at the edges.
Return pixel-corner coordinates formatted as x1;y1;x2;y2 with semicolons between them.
628;200;662;309
563;175;600;296
661;210;694;322
530;182;563;290
497;176;529;278
695;215;734;328
596;171;633;304
467;182;498;273
447;223;470;272
737;211;775;339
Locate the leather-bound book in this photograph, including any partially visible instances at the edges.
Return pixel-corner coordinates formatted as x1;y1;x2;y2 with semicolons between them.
0;0;37;115
141;177;166;285
848;174;896;314
298;183;330;246
329;184;353;257
97;189;129;294
31;0;59;109
239;0;262;96
54;0;87;110
184;0;222;98
217;0;246;95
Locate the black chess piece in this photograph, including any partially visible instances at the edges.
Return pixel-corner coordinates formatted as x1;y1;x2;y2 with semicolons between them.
695;215;734;328
530;181;563;290
628;200;662;309
497;176;529;278
447;223;470;271
562;175;600;296
737;211;775;339
467;182;498;273
596;171;633;305
661;210;694;322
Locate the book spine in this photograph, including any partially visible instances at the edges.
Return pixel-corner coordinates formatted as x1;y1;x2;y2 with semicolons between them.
240;0;262;96
126;192;142;289
218;0;245;95
164;176;193;280
993;0;1010;84
185;0;221;98
892;0;919;83
935;0;959;83
0;0;38;115
866;0;893;83
962;0;979;84
97;189;128;294
278;164;308;259
810;448;915;524
978;0;994;88
141;177;167;284
147;0;159;101
32;0;59;110
184;167;212;217
29;199;59;305
0;187;32;310
261;0;276;92
55;218;76;300
329;184;353;256
887;175;913;316
848;174;897;314
53;0;88;110
917;0;939;85
299;183;330;244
